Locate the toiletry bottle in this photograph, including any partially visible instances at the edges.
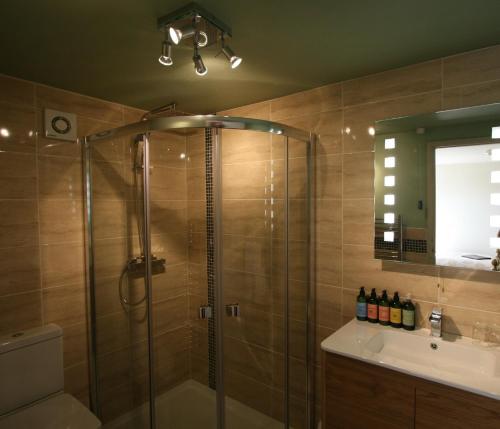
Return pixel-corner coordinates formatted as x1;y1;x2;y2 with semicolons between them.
367;288;378;323
402;294;416;331
356;287;368;321
390;291;402;328
378;290;390;326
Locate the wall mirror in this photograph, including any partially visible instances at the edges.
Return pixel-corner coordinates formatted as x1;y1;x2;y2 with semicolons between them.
374;102;500;272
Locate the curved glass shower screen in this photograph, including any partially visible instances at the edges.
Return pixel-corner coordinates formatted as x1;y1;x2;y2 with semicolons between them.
83;116;315;429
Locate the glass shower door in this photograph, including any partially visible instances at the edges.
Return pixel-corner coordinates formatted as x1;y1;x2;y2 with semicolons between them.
219;130;312;429
86;133;153;428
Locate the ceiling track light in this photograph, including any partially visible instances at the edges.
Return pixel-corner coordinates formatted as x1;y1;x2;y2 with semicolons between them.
169;25;208;47
157;2;242;76
221;36;242;69
158;39;173;66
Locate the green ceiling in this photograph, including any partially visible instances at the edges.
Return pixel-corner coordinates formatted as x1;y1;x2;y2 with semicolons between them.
2;0;500;113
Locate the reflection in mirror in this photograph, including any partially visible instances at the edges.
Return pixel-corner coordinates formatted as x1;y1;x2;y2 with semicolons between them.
374;103;500;272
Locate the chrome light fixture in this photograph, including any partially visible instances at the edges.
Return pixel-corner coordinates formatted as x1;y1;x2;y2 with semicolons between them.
221;36;242;69
157;3;242;76
158;40;173;66
169;25;208;47
193;52;207;76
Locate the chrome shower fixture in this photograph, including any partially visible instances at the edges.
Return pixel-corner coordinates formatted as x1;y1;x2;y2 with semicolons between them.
157;2;242;76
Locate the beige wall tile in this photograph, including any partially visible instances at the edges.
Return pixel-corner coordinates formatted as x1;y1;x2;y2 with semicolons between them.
343;60;441;107
41;242;85;287
62;322;88;368
443;45;500;88
0;102;36;153
150;199;187;236
149;131;187;168
439;277;500;313
222;161;272;199
343;244;439;302
0;152;37;199
442;80;500;109
224;269;273;314
0;291;42;335
91;160;126;201
42;282;86;327
64;361;90;404
343;152;374;198
150;165;187;201
316;155;342;199
186;131;205;169
223;235;271;276
0;200;38;248
219;100;271;119
39;199;83;244
222;129;271;163
0;246;40;295
152;263;188;303
278;110;343;156
270;84;342;120
316;284;342;329
0;75;34;107
317;241;341;287
39;155;82;199
94;200;127;239
316;199;342;243
223;199;270;237
36;84;123;123
187;167;205;201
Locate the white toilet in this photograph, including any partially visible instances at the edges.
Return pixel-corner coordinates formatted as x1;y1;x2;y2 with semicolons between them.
0;324;101;429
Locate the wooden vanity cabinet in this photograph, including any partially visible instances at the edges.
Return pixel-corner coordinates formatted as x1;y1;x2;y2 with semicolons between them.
324;352;500;429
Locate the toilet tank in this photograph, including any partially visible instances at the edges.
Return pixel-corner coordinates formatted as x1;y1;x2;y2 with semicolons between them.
0;324;64;416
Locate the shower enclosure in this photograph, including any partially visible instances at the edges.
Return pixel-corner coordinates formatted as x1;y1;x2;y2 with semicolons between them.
83;116;315;429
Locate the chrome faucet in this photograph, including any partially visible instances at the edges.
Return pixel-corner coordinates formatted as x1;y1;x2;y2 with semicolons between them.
429;307;443;337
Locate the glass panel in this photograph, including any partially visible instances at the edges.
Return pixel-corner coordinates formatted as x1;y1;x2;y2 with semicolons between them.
148;128;216;429
221;129;286;428
89;134;151;428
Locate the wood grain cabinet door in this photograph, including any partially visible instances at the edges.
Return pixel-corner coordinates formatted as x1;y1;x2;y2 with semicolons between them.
324;353;415;429
415;384;500;429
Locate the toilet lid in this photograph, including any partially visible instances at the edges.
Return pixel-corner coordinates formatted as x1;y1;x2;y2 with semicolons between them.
0;393;101;429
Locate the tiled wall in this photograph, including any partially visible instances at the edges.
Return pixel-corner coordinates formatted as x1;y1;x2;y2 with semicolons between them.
0;74;144;405
219;44;500;423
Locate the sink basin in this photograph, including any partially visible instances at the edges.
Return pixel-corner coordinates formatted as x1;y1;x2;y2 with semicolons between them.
321;319;500;400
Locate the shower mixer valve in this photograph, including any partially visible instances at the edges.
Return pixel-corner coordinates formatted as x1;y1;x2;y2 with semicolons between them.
126;255;166;275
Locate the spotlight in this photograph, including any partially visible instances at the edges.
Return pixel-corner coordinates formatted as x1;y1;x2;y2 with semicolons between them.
158;41;173;66
193;53;207;76
169;26;182;45
169;26;207;47
222;45;242;69
197;31;208;47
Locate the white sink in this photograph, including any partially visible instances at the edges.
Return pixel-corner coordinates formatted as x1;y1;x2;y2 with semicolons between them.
321;319;500;400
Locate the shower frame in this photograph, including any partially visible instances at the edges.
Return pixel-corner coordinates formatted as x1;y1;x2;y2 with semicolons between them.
82;115;317;429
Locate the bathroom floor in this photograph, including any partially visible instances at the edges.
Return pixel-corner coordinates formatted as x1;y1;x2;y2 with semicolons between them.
105;380;283;429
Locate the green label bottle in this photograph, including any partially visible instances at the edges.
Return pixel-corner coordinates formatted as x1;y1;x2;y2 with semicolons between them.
356;287;367;321
390;291;402;328
367;288;379;323
378;290;390;326
402;294;416;331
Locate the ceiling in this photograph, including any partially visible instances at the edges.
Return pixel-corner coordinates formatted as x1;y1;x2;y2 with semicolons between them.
2;0;500;113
